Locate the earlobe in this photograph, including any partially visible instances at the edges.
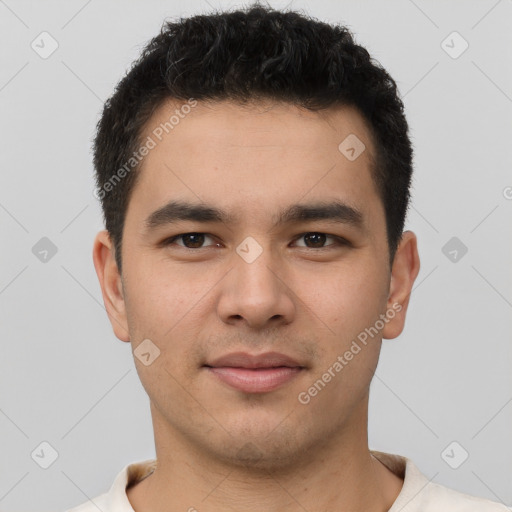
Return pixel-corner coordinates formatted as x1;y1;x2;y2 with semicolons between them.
382;231;420;340
92;230;131;342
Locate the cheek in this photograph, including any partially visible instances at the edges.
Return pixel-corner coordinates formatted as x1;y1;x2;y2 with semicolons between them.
298;258;389;338
122;257;190;333
299;266;387;409
122;261;210;368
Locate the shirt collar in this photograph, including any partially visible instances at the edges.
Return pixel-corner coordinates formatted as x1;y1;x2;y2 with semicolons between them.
105;451;430;511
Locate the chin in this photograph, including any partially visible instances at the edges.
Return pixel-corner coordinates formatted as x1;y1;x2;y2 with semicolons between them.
206;421;318;473
218;441;304;473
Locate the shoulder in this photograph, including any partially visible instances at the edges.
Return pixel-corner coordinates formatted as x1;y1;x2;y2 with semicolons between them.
417;480;510;511
63;459;157;512
371;450;509;512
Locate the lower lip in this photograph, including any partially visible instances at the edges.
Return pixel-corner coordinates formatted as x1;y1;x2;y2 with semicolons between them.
206;366;302;393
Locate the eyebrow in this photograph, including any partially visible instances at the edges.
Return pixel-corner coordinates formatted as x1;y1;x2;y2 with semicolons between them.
144;199;364;232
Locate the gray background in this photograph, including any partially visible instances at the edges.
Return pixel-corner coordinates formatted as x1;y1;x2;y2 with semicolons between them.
1;0;511;510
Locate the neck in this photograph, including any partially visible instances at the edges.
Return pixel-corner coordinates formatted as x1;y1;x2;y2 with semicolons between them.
127;398;403;512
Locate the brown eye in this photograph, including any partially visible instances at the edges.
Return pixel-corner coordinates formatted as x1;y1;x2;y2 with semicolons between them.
304;233;327;248
164;233;217;249
294;232;342;249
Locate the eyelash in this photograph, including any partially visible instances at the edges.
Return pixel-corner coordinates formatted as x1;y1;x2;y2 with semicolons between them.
161;232;350;250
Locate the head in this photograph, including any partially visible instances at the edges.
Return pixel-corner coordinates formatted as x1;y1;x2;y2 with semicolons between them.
94;4;413;273
93;4;420;471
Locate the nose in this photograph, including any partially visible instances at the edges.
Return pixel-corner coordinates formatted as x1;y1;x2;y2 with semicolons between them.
217;244;296;331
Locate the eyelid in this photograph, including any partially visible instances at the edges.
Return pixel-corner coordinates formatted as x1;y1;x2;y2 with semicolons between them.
162;232;350;249
163;233;218;248
292;233;347;248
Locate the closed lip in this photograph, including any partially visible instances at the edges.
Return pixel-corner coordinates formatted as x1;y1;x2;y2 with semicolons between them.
204;351;305;369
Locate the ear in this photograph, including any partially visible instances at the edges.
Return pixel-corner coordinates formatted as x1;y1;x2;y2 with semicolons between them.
382;230;420;340
92;230;130;342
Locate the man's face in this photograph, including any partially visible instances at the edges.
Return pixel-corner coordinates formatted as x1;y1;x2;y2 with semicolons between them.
95;100;413;470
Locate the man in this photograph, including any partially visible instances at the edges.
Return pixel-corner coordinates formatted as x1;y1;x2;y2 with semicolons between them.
69;4;507;511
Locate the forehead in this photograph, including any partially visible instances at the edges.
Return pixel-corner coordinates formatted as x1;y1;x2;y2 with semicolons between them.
129;99;383;232
140;98;375;153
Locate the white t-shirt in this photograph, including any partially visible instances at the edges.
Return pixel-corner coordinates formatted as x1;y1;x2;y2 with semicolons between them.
66;450;509;511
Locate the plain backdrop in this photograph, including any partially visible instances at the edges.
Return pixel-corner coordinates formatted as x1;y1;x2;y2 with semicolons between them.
0;0;511;510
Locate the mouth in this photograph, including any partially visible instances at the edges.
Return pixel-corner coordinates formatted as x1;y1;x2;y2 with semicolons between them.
203;351;306;393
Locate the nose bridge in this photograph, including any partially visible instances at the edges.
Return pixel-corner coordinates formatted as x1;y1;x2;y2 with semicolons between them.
217;235;294;328
233;235;281;296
